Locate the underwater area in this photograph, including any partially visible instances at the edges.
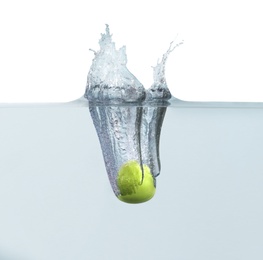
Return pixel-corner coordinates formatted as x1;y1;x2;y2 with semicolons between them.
0;102;263;260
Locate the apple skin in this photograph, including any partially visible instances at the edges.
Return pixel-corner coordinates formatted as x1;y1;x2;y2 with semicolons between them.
117;161;156;204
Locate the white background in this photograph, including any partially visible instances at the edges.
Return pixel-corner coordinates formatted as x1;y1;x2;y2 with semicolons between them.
1;0;263;102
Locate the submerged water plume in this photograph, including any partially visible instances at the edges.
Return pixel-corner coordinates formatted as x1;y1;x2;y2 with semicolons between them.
85;25;182;203
141;41;183;178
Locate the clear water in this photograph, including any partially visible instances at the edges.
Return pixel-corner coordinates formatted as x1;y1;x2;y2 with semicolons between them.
85;25;183;202
1;26;263;259
1;105;263;260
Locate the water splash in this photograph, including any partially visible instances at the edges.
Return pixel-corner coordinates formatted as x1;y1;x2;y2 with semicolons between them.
85;24;145;103
141;40;183;178
85;25;182;203
146;40;183;102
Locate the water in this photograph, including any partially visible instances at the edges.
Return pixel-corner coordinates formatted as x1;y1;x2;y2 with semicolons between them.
1;26;263;259
85;25;183;203
0;105;263;260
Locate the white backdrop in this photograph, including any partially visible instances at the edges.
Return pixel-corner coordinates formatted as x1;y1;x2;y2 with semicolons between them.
1;0;263;102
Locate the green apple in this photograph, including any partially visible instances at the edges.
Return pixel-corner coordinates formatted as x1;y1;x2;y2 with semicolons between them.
117;161;156;204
